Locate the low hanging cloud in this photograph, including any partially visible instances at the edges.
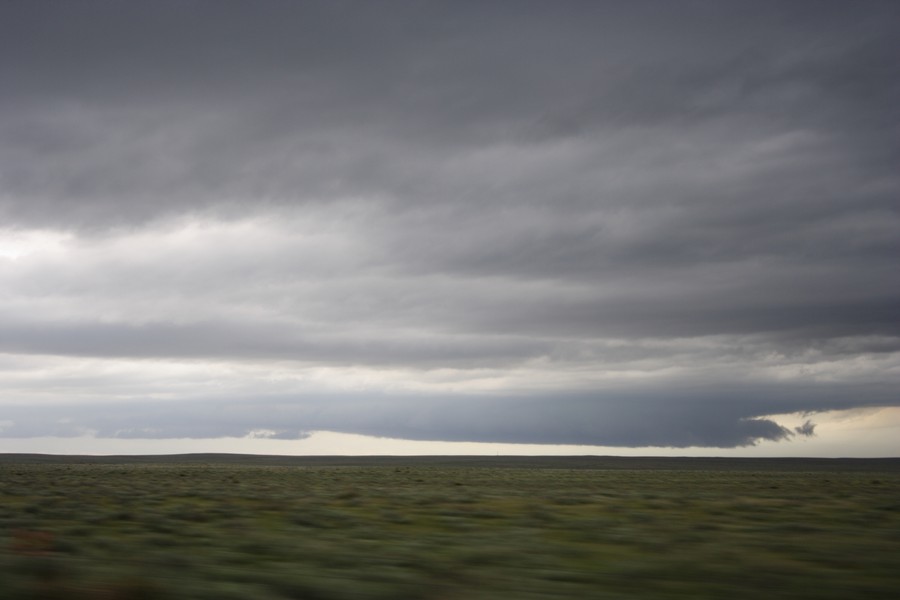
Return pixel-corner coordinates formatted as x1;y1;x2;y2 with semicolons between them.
0;1;898;449
0;377;886;448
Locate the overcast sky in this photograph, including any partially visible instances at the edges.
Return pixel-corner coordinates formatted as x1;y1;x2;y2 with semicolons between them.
1;1;898;456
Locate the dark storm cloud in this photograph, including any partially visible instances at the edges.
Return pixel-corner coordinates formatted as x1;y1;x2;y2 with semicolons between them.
1;1;898;448
3;1;896;226
0;378;891;447
0;317;552;367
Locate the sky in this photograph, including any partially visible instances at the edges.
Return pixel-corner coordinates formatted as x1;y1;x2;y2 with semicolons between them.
1;1;898;457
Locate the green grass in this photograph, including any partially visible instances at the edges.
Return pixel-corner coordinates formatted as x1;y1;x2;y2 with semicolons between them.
0;458;898;599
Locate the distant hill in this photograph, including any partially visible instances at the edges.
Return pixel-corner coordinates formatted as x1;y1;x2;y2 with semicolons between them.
1;453;898;471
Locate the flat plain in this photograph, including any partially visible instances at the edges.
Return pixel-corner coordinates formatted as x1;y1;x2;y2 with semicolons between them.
0;455;898;599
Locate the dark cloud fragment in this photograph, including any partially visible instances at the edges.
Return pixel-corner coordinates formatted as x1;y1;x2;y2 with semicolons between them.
794;420;817;437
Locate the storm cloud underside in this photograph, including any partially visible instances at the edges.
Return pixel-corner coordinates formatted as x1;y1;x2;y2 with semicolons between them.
1;1;898;449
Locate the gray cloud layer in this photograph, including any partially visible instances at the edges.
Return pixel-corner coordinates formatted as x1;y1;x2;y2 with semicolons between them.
0;380;883;448
1;1;898;448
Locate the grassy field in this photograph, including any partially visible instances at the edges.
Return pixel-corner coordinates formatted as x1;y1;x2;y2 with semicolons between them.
0;455;898;599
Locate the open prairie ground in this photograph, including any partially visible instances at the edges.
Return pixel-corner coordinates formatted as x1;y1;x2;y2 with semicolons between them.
0;456;898;599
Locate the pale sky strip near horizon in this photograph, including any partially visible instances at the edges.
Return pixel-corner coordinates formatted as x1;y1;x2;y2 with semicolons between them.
0;1;898;456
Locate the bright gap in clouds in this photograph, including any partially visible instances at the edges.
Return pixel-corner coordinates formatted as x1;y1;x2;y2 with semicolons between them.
0;229;71;261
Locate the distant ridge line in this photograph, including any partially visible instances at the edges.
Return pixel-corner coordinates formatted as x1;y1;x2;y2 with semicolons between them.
1;453;898;471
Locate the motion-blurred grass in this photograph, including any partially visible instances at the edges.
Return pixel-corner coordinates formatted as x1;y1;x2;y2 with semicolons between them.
1;461;897;598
